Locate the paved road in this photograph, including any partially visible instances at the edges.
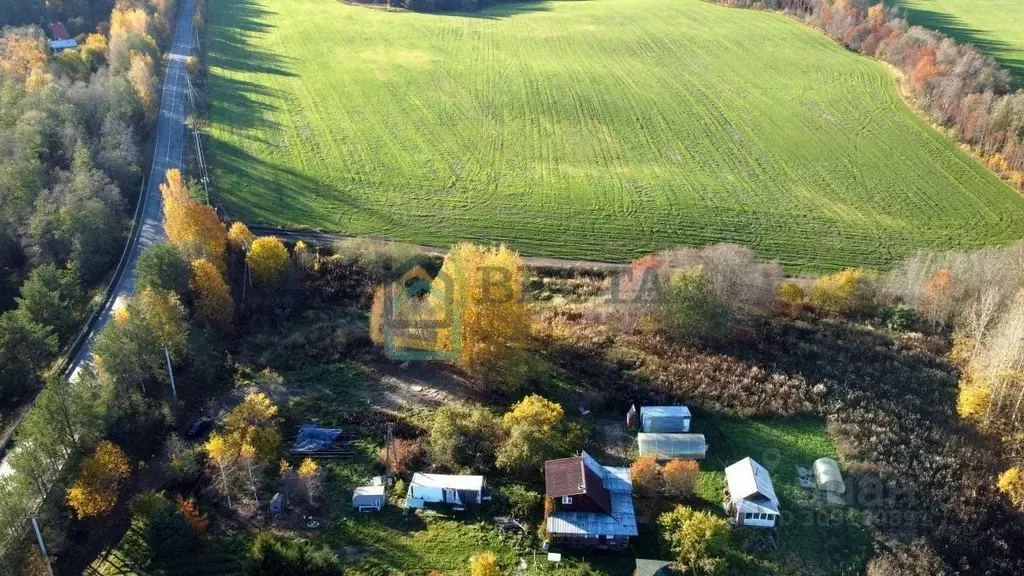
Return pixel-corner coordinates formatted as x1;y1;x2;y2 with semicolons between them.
0;0;195;479
67;0;196;379
247;225;631;272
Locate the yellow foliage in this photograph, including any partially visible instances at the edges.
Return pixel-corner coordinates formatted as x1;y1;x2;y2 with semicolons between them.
128;53;156;114
810;268;874;316
111;8;151;39
205;433;236;467
224;392;281;462
663;459;700;497
190;259;234;330
0;30;48;82
867;4;886;27
246;236;289;285
997;467;1024;509
776;282;807;313
469;552;501;576
298;457;319;479
162;169;226;266
66;441;131;519
436;243;531;379
81;33;107;63
177;495;208;534
501;394;563;431
630;457;662;495
227;222;255;252
957;378;991;421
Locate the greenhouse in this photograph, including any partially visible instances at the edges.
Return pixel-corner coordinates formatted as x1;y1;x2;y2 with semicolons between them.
636;433;707;460
812;457;846;494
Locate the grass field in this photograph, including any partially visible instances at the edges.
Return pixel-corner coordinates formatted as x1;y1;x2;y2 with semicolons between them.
895;0;1024;85
208;0;1024;272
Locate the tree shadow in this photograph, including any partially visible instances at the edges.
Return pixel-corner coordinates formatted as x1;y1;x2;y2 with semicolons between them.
894;3;1023;87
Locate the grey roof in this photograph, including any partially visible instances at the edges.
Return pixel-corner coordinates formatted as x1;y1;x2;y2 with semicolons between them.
725;457;779;515
48;38;77;50
639;406;691;419
635;559;673;576
547;457;637;537
637;433;707;460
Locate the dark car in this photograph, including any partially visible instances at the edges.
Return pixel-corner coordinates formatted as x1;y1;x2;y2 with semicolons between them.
186;416;214;437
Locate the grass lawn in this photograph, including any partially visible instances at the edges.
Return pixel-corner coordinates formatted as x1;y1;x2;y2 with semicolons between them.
894;0;1024;85
208;0;1024;273
692;417;874;575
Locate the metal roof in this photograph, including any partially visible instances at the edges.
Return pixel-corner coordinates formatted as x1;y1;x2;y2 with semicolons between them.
409;473;483;491
49;39;77;50
546;457;637;537
639;406;691;419
812;457;845;494
353;485;385;498
637;433;707;460
725;457;778;508
544;455;611;513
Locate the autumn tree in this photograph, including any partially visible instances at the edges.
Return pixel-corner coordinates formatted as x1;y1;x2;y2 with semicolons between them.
297;457;322;506
663;459;700;497
661;266;732;343
0;26;49;85
659;505;731;575
811;268;876;317
998;467;1024;510
776;282;808;316
631;457;662;495
436;243;531;385
469;551;501;576
919;268;954;327
227;221;255;252
205;433;237;508
224;392;281;462
128;53;157;119
161;169;226;266
496;395;565;474
93;287;188;393
247;236;289;285
176;495;208;534
66;441;131;519
239;442;263;507
190;258;234;330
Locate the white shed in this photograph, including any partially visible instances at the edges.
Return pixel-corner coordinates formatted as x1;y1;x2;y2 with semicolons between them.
639;406;691;433
352;485;385;511
405;473;484;509
725;457;780;528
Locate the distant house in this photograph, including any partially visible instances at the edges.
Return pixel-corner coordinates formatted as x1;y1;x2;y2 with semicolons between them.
724;457;780;528
405;473;484;509
638;406;691;433
637;433;707;460
47;22;77;54
544;451;638;549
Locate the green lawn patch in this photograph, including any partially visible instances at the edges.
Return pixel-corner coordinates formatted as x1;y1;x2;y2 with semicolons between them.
208;0;1024;272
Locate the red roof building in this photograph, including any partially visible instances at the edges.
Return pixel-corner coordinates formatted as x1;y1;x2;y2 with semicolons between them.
48;22;71;40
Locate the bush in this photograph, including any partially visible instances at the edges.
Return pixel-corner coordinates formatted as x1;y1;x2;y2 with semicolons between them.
499;484;541;520
810;268;876;317
661;266;732;343
247;533;343;576
377;438;425;476
429;404;499;471
659;505;731;575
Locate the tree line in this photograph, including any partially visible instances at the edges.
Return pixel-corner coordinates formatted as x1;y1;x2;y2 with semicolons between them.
0;0;179;406
719;0;1024;191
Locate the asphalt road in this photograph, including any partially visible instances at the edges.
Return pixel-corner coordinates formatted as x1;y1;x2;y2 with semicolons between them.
0;0;195;479
67;0;196;380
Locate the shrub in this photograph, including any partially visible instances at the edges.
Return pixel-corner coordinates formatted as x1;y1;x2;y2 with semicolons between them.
659;505;731;575
810;268;876;317
429;404;499;471
663;459;699;497
247;533;343;576
660;266;732;343
378;438;425;476
500;484;541;520
630;457;662;495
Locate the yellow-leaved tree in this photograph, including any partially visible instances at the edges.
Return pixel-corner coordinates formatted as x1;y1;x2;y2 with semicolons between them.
246;236;289;285
297;457;321;505
998;467;1024;510
66;441;131;519
205;433;236;508
496;395;564;474
190;259;234;330
0;28;49;83
224;392;281;462
161;169;226;266
435;243;531;384
128;53;156;118
227;222;255;253
810;268;875;317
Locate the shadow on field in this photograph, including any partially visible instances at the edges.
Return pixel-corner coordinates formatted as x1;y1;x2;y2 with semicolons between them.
895;3;1023;86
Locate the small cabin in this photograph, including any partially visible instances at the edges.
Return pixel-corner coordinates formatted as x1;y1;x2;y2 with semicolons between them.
638;406;691;433
725;457;780;528
405;473;484;509
352;484;385;512
544;452;638;549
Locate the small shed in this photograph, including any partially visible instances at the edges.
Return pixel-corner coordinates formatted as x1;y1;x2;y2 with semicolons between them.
725;457;780;528
812;457;845;494
639;406;691;433
352;485;385;512
406;473;484;509
637;433;707;460
48;38;77;53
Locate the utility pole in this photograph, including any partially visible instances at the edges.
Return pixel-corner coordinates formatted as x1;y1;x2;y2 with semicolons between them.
28;515;54;576
164;345;178;401
384;422;396;487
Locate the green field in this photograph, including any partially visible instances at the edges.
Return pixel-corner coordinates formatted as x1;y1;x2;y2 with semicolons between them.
895;0;1024;84
208;0;1024;271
